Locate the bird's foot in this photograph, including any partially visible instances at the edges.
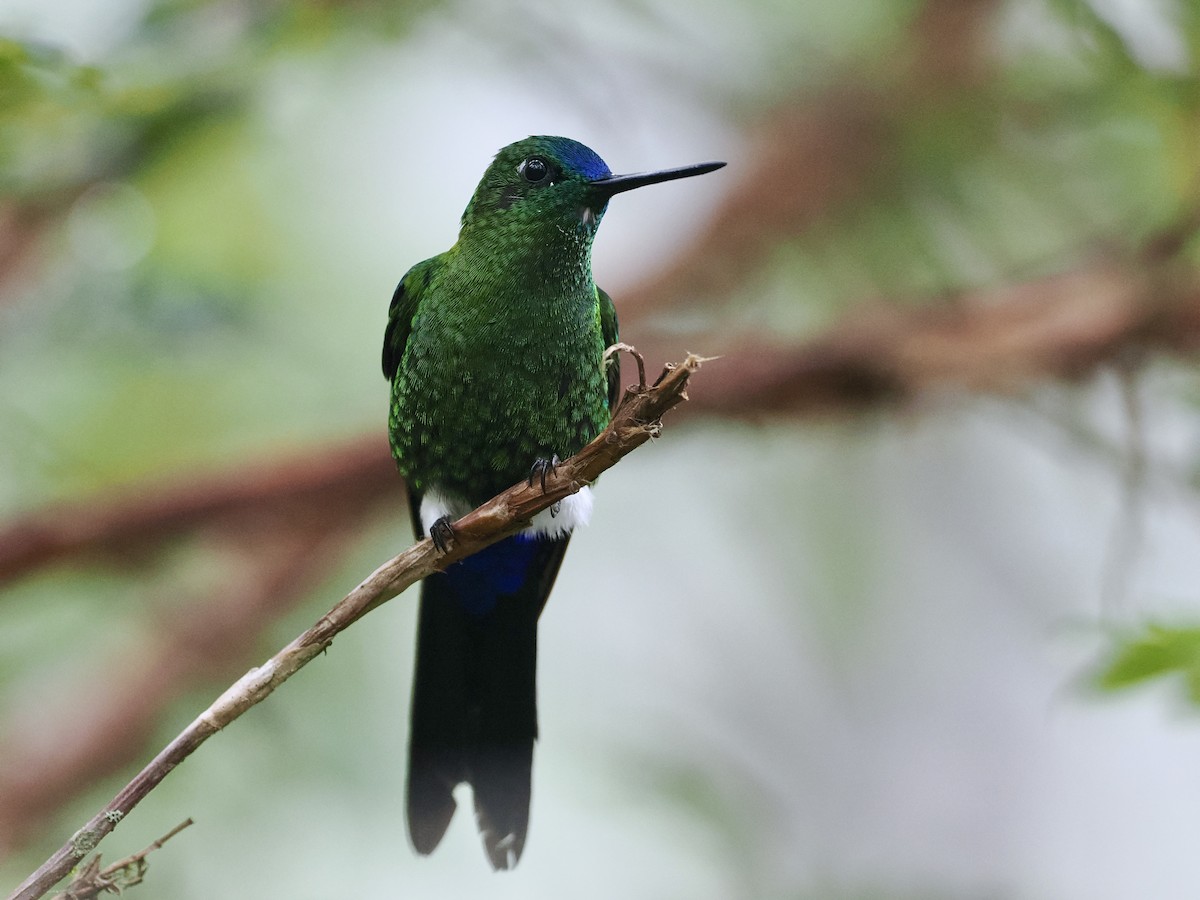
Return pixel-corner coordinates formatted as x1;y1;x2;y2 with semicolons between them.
429;515;455;553
527;455;560;493
603;341;647;391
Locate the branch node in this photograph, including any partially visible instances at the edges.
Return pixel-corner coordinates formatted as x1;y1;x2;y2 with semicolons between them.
69;828;100;860
204;661;277;729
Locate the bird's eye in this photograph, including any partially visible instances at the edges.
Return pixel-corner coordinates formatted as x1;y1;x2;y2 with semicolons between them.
520;156;551;184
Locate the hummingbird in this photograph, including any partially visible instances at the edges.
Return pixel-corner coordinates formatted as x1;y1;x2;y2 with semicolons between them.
382;135;724;869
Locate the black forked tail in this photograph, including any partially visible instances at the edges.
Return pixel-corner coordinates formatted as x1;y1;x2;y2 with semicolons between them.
405;511;568;869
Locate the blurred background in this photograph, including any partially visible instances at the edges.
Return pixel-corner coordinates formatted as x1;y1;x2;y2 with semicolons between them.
4;0;1200;897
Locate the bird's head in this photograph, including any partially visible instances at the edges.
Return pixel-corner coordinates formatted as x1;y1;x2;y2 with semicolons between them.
459;136;724;250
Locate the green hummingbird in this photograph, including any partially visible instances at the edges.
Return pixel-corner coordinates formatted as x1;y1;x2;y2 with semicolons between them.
382;135;724;869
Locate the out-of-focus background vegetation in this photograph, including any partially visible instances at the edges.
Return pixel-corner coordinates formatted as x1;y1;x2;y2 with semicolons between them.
5;0;1200;896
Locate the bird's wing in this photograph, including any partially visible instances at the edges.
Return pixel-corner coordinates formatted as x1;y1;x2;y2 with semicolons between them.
382;257;438;381
598;286;621;414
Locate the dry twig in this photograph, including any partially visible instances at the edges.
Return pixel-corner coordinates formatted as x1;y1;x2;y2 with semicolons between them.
50;819;193;900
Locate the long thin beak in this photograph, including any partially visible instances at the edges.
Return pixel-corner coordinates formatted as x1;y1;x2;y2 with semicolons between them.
590;161;726;198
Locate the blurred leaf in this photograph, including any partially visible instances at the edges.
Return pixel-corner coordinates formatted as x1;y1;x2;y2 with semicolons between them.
1098;624;1200;703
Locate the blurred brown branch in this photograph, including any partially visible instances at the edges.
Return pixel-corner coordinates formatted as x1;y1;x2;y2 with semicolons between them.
660;249;1200;418
0;438;397;587
7;353;703;900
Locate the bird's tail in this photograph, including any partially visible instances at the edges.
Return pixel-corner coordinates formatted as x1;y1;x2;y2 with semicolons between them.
406;532;568;870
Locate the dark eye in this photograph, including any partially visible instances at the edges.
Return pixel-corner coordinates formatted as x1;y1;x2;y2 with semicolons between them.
520;156;551;184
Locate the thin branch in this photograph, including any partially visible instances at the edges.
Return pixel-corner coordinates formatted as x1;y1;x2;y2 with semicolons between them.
50;819;193;900
6;353;704;900
0;439;396;588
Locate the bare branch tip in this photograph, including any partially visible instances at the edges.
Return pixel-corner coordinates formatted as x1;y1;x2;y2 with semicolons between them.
683;351;719;368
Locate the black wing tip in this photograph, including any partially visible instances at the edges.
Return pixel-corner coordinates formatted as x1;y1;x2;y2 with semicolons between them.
481;827;526;871
472;743;533;870
406;766;458;855
475;799;528;871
